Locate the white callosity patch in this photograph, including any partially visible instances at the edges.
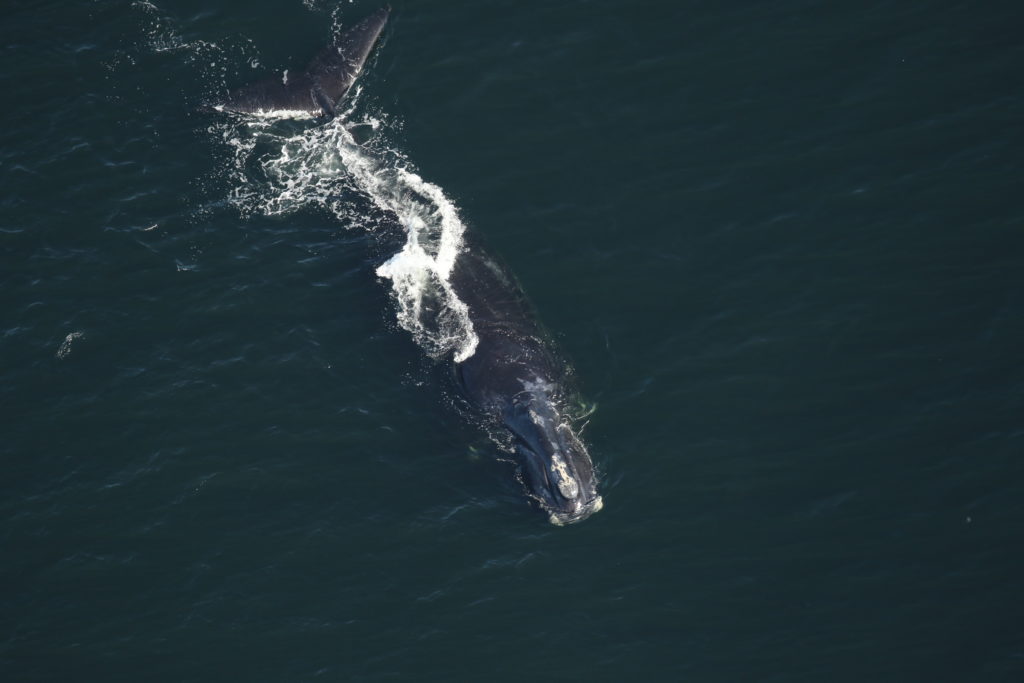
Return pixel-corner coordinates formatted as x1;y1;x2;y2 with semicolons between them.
549;453;579;500
216;109;478;363
520;376;556;396
527;404;579;501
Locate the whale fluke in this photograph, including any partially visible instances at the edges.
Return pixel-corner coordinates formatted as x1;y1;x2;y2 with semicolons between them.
219;5;390;117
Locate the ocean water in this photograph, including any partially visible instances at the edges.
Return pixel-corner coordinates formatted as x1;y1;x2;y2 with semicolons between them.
3;0;1023;680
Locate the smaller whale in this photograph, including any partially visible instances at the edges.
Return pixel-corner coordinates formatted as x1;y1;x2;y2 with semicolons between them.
218;6;390;117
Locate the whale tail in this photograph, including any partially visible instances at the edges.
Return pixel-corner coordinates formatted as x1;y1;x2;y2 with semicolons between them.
217;5;390;118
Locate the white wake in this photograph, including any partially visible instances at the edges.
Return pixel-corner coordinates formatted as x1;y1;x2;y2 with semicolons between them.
212;109;479;363
129;0;480;363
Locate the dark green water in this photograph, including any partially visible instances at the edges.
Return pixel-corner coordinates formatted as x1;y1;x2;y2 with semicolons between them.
3;1;1023;680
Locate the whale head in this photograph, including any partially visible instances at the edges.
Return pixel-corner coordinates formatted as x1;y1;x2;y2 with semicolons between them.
505;390;603;525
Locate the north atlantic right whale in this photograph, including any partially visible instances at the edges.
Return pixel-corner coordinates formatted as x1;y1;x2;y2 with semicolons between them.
449;236;603;524
214;6;602;524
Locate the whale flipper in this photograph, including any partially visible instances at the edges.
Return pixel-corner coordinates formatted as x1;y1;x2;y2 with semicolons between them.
219;6;390;117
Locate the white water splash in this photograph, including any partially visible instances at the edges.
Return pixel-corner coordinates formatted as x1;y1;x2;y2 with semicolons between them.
132;0;478;362
216;111;478;363
56;331;84;360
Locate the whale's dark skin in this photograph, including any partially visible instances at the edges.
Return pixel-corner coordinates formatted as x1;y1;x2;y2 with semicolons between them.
214;6;602;523
219;6;390;117
449;234;602;524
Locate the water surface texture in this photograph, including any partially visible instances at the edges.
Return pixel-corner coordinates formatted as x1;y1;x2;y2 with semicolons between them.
3;1;1023;680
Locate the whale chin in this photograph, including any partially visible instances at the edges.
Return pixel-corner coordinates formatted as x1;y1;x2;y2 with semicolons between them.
546;495;604;526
